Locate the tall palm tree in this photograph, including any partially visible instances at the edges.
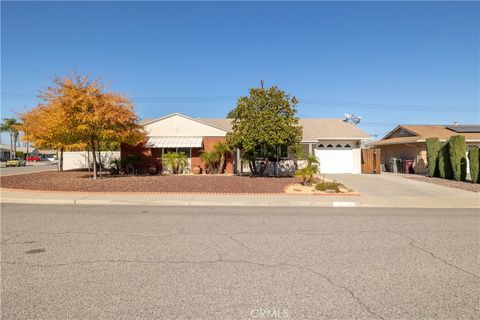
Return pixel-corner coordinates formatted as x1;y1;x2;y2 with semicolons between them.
0;118;19;159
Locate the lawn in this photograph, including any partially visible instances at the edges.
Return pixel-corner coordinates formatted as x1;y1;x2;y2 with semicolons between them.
0;171;299;194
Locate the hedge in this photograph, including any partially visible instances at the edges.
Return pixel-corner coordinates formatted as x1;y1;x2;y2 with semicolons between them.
448;135;467;181
425;137;440;177
438;142;453;180
468;147;479;184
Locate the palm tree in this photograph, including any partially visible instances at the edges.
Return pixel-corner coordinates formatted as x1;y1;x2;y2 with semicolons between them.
200;150;219;174
1;118;19;159
213;142;231;174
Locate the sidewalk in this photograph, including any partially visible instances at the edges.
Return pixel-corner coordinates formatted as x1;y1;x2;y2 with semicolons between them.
1;187;479;208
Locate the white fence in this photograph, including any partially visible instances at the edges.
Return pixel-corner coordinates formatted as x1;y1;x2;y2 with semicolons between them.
62;151;120;171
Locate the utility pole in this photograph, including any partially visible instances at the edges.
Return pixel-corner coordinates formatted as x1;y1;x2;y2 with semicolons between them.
261;80;264;89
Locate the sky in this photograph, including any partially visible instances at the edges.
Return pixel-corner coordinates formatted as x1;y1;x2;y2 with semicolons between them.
1;1;479;142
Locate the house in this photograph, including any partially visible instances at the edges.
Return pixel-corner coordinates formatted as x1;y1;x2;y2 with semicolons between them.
369;124;480;174
121;113;371;175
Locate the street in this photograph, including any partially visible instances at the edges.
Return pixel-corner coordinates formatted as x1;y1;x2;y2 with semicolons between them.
0;162;57;176
1;204;479;320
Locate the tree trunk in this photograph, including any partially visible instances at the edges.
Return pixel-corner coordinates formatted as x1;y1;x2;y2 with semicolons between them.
218;154;225;174
13;134;17;157
97;140;102;179
9;130;13;159
87;149;91;177
59;148;64;172
91;140;98;179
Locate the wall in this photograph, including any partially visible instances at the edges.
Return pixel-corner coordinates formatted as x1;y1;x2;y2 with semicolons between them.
145;114;228;137
62;151;120;171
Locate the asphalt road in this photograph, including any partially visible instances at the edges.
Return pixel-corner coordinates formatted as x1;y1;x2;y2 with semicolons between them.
1;204;479;320
0;162;57;176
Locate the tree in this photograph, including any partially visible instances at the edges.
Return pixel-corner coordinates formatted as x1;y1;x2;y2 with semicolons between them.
162;151;188;174
226;85;302;176
448;135;467;181
1;118;19;159
20;73;145;178
467;146;479;184
294;155;320;186
199;150;219;174
425;137;441;177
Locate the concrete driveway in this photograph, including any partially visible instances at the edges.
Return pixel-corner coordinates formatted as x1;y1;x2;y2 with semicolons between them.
326;173;480;208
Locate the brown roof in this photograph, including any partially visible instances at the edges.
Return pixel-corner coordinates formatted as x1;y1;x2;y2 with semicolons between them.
371;125;480;146
139;114;371;141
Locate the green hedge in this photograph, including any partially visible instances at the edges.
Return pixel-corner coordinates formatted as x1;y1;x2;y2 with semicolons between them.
15;151;25;159
468;147;479;184
448;135;467;181
438;142;453;180
425;137;440;177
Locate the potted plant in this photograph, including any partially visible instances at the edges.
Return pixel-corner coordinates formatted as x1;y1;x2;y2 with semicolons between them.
192;165;202;174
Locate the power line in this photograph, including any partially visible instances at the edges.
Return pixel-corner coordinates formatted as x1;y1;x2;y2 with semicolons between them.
1;91;478;112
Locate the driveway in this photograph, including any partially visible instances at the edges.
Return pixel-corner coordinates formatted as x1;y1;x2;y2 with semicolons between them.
1;204;479;320
327;173;480;208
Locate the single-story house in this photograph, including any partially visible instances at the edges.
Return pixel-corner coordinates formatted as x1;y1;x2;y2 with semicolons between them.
368;124;480;174
121;113;371;175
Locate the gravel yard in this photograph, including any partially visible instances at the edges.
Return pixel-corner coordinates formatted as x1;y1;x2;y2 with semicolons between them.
404;175;480;193
0;171;298;193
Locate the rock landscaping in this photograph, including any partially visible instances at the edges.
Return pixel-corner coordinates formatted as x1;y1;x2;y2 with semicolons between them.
404;175;480;193
285;177;354;195
0;171;299;194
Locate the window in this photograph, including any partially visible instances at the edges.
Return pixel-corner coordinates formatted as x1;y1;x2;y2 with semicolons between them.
344;144;351;148
327;144;333;148
318;144;324;148
336;144;342;148
163;148;191;157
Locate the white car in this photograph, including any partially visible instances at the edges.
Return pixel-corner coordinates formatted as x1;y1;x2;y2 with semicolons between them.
47;156;58;164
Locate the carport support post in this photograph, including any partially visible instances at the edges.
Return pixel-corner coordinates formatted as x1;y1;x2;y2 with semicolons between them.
309;143;313;155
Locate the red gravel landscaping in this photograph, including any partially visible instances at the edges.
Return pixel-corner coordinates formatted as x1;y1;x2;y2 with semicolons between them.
0;171;299;194
404;175;480;193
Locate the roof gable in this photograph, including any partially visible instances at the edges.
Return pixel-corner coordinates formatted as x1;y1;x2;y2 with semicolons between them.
143;113;229;137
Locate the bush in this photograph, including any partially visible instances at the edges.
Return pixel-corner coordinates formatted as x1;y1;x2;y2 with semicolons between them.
15;151;25;159
162;151;188;174
438;142;453;180
295;155;319;186
425;137;440;177
449;135;467;181
315;181;342;193
468;147;479;184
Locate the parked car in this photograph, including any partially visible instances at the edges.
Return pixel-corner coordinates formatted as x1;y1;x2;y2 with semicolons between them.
47;156;58;164
5;158;27;167
26;155;41;162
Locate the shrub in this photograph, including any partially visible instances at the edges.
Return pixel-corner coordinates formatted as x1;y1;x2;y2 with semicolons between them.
425;137;440;177
438;142;453;180
468;147;479;184
162;151;188;174
15;151;25;159
295;155;319;186
449;135;467;181
315;181;342;193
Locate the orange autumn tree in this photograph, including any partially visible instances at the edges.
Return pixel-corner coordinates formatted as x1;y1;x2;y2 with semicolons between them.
20;74;145;178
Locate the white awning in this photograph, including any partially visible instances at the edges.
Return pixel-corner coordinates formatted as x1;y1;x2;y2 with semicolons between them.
145;136;203;148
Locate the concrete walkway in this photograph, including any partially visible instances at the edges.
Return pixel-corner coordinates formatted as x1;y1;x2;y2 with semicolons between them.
1;173;479;208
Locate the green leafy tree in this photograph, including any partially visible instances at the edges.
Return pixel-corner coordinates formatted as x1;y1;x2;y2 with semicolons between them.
467;147;479;184
448;135;467;181
226;85;302;176
438;142;453;180
1;118;19;159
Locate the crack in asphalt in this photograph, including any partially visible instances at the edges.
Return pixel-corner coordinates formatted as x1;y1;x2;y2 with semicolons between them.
1;257;384;319
384;229;480;280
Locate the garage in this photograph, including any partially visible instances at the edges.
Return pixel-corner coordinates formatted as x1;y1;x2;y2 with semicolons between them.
314;141;361;174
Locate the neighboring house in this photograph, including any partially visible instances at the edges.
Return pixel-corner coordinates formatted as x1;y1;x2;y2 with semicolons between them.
121;113;371;174
369;124;480;174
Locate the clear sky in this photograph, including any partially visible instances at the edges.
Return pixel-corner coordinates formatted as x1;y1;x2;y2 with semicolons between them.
1;1;479;141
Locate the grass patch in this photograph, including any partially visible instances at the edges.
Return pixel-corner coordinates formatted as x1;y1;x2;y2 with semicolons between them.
315;181;344;193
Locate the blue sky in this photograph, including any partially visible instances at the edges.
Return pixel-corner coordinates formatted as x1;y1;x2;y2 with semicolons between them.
1;1;479;141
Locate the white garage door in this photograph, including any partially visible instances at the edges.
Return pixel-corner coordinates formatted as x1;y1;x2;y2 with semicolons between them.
314;145;354;174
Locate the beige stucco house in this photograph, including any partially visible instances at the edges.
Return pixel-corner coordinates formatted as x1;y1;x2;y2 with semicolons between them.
369;124;480;174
